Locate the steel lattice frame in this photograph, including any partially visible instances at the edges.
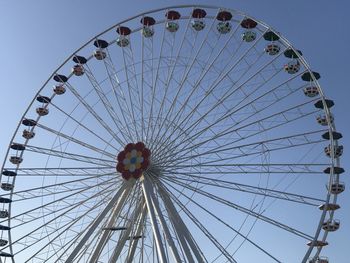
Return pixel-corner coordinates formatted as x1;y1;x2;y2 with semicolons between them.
0;5;343;263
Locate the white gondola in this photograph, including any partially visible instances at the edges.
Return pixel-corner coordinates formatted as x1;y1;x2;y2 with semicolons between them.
317;257;329;263
0;210;9;218
22;130;35;139
9;156;22;165
217;21;231;34
303;86;319;97
317;114;333;126
322;219;340;232
1;183;13;191
166;21;179;32
142;26;154;37
329;182;345;194
53;84;66;95
242;30;256;42
72;64;84;76
265;43;280;55
116;36;130;47
191;19;205;31
36;107;49;116
309;257;329;263
94;49;107;60
0;239;8;246
284;60;300;74
324;145;343;158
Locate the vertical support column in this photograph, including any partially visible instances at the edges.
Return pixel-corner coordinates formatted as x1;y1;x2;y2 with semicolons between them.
145;178;183;262
141;177;168;263
125;204;147;263
65;182;132;263
108;202;145;263
88;181;133;263
158;184;207;263
163;201;196;263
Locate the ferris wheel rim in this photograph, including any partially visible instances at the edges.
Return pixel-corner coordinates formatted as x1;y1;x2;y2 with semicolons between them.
0;5;342;263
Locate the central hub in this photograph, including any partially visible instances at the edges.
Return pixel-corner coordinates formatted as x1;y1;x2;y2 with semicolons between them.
116;142;151;180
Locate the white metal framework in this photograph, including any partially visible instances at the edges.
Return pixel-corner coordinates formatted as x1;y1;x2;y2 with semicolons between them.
0;5;343;263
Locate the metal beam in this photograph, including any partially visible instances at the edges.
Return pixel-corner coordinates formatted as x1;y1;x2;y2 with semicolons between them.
125;205;147;263
88;182;133;263
141;176;167;263
146;178;182;262
108;202;145;263
158;183;206;263
65;181;133;262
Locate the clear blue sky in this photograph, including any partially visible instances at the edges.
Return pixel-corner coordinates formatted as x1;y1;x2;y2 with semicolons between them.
0;0;349;262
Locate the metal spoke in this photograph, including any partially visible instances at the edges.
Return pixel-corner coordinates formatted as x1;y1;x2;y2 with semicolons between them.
156;178;238;262
162;129;326;166
24;144;115;166
159;178;282;262
48;100;120;151
64;81;125;145
163;175;314;240
65;181;134;262
162;173;325;206
80;63;131;143
35;122;116;158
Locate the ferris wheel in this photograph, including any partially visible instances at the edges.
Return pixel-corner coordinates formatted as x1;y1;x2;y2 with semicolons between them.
0;5;344;263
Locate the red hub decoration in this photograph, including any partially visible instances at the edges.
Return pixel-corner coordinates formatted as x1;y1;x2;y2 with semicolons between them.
116;142;151;180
